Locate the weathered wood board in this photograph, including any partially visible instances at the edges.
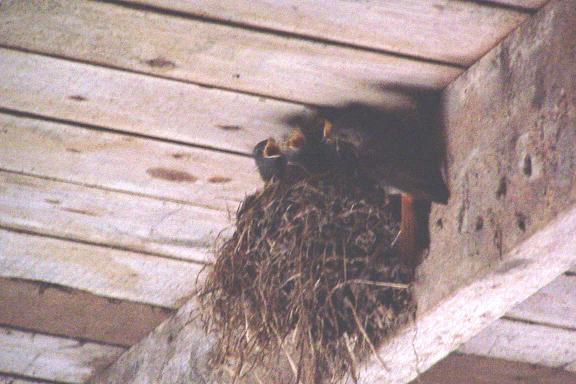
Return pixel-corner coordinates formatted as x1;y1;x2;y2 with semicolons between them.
0;277;172;347
91;0;576;382
506;274;576;328
0;171;224;263
0;0;461;107
0;229;202;308
0;113;260;211
415;353;576;384
459;319;576;367
0;327;124;384
123;0;528;66
0;48;302;155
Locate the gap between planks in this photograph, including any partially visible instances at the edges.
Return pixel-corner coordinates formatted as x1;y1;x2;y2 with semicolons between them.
0;276;173;347
113;0;532;65
0;228;204;308
0;111;260;212
0;327;125;384
0;46;304;155
0;0;461;107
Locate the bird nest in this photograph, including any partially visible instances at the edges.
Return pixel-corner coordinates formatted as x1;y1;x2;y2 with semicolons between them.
198;164;416;383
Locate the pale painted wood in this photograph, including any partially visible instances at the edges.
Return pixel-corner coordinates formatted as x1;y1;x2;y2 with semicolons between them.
0;113;260;212
0;48;303;155
0;277;172;347
0;0;461;107
130;0;528;66
415;353;576;384
0;171;225;263
0;327;124;384
0;373;52;383
506;274;576;328
459;319;576;367
0;229;202;308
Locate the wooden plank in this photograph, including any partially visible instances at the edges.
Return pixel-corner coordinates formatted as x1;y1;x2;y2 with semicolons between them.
0;0;461;107
0;229;202;308
0;327;124;384
0;112;260;212
459;319;576;367
414;353;576;384
0;48;302;155
91;1;576;382
506;274;576;329
0;277;172;347
0;171;224;263
129;0;528;66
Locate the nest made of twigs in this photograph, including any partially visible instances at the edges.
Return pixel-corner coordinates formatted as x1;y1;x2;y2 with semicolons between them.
198;162;416;384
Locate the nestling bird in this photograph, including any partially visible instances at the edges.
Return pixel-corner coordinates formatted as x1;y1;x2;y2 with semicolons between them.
253;138;286;182
283;122;339;175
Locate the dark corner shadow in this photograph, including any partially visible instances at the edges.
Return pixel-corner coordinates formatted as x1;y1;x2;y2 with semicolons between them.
278;82;451;253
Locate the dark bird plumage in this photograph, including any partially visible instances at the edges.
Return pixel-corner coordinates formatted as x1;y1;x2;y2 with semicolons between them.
283;124;339;175
283;103;449;203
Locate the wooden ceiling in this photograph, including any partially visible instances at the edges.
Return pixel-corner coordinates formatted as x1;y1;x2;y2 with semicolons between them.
0;0;574;383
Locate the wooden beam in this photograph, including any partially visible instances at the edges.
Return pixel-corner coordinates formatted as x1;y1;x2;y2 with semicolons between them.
0;112;260;211
0;48;300;155
0;229;202;308
0;171;223;263
0;327;124;384
0;277;172;347
506;273;576;328
90;0;576;382
413;353;576;384
121;0;528;66
459;318;576;367
0;0;460;107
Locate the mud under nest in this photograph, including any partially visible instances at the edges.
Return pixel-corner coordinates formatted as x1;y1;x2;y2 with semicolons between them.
198;165;416;384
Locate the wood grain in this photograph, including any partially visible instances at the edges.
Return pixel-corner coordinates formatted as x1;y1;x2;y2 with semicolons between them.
0;229;202;308
0;277;172;347
460;319;576;367
127;0;528;65
415;353;576;384
0;112;260;211
0;327;124;384
0;0;460;107
0;171;224;263
507;274;576;329
0;48;303;155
